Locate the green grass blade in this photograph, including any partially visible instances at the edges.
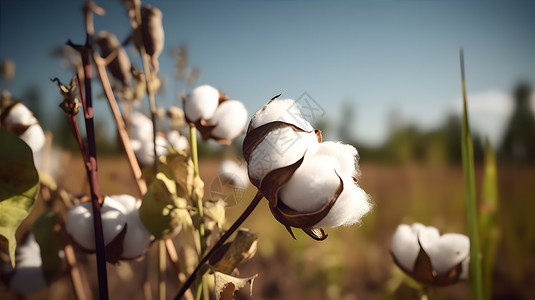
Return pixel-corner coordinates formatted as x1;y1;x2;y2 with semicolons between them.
480;138;500;299
460;49;483;300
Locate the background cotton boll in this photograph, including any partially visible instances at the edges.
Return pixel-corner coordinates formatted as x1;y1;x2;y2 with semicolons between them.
219;159;249;189
249;98;314;131
184;85;220;121
3;102;37;125
66;202;127;251
391;224;422;272
9;234;47;295
140;5;164;72
248;128;319;182
312;142;359;177
420;233;470;275
107;195;153;259
133;134;169;166
167;130;189;152
279;154;341;213
129;111;153;142
95;31;131;86
208;100;248;140
460;257;470;279
20;124;45;168
315;176;370;228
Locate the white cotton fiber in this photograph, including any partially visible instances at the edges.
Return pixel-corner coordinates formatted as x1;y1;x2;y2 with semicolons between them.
167;130;189;152
391;224;422;272
315;176;370;228
420;233;470;275
129;111;153;142
249;98;314;131
184;85;220;121
107;195;153;259
66;202;127;251
311;141;359;178
4;102;37;126
9;234;47;295
248;128;318;182
208;100;248;140
219;159;249;189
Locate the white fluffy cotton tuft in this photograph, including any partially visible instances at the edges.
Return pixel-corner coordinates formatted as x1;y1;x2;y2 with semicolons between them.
9;234;47;295
249;98;313;131
184;85;220;121
391;223;424;272
66;201;127;251
219;160;249;189
167;130;189;152
208;100;248;140
419;232;470;275
4;102;37;126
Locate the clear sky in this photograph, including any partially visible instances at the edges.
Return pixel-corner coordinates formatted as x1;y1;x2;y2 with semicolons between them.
1;0;534;146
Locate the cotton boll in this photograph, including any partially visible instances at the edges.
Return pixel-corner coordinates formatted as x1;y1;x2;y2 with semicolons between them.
3;102;37;125
95;31;131;87
248;128;318;182
140;5;164;72
249;98;313;131
132;134;169;166
311;141;359;178
66;202;127;251
391;224;422;272
460;257;470;279
219;159;249;190
208;100;248;141
107;195;153;259
129;111;153;142
315;176;370;228
420;233;470;275
9;234;47;295
20;124;46;157
167;130;189;152
280;154;341;213
184;85;220;121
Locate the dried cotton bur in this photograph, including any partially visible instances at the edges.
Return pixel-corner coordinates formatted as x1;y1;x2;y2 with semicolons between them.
243;95;371;240
391;223;470;286
184;84;248;145
135;5;164;73
95;31;132;88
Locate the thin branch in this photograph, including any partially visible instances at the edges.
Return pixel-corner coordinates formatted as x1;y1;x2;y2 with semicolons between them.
174;191;264;300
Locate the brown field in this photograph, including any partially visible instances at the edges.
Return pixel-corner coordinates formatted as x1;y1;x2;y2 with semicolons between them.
4;155;535;300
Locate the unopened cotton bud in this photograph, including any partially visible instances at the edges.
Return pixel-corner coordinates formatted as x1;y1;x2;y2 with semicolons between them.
419;230;470;275
207;100;248;141
106;195;153;259
219;159;249;189
66;201;127;251
184;85;220;122
391;223;425;272
140;5;164;73
95;31;132;87
9;234;47;295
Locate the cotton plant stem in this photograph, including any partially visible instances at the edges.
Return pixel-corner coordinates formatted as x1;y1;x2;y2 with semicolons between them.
174;191;264;300
64;241;87;300
188;125;206;300
460;49;483;300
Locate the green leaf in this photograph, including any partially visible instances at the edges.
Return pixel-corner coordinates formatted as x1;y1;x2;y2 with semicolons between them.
140;165;192;239
0;129;39;267
32;210;63;284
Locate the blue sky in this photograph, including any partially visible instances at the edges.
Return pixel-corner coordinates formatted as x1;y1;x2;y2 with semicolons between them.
1;0;534;146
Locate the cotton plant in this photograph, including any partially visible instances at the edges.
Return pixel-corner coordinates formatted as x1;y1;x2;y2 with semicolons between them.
183;84;248;145
0;102;45;170
391;223;470;286
66;195;153;261
242;95;371;240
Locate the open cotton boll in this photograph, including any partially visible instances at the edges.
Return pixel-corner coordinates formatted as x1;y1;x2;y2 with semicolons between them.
219;159;249;189
311;141;359;178
249;98;314;131
3;102;37;125
129;111;153;142
315;176;370;228
248;128;319;182
184;85;220;121
391;224;422;272
167;130;189;152
107;195;153;259
280;154;341;213
9;234;47;295
420;233;470;275
208;100;248;140
66;202;127;251
132;134;169;166
20;124;46;159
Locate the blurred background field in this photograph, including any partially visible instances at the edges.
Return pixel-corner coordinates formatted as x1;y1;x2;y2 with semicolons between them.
1;0;535;299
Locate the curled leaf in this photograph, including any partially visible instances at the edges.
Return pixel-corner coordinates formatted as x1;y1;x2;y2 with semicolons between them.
210;229;258;274
208;267;257;300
